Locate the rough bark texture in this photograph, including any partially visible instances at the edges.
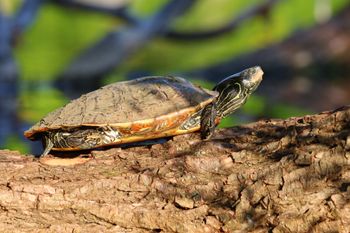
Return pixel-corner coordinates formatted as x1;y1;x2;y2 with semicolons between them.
1;106;349;233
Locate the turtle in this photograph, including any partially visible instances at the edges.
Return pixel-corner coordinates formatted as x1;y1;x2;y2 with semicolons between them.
24;66;263;156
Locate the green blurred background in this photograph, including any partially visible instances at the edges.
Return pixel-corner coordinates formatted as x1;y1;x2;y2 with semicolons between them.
2;0;349;153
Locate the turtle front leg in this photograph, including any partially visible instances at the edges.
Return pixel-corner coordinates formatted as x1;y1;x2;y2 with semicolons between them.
200;102;217;140
41;135;54;157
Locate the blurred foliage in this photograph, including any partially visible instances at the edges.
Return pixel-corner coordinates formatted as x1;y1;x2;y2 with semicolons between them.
5;0;349;152
121;0;348;73
269;104;313;119
0;0;21;14
4;134;30;154
20;88;68;122
14;4;117;80
241;95;266;116
131;0;167;16
15;0;349;83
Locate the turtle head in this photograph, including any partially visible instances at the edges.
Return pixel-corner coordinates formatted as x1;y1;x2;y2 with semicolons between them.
213;66;263;118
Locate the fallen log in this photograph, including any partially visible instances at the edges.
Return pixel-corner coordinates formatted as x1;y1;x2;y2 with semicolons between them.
0;106;349;232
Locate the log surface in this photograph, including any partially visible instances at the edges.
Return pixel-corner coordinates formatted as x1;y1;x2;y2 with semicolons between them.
1;106;349;232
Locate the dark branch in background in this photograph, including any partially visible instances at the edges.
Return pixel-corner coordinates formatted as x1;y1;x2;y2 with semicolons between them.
55;0;197;98
54;0;280;97
165;0;279;40
52;0;139;25
53;0;280;40
13;0;43;35
186;5;350;112
0;13;18;148
0;0;42;148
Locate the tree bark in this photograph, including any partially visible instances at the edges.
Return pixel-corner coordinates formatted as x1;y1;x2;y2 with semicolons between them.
1;106;349;233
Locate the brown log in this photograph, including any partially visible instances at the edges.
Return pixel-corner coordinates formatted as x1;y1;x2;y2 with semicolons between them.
1;106;349;232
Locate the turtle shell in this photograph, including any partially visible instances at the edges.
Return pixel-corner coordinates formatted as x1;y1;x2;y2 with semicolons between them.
25;76;218;140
